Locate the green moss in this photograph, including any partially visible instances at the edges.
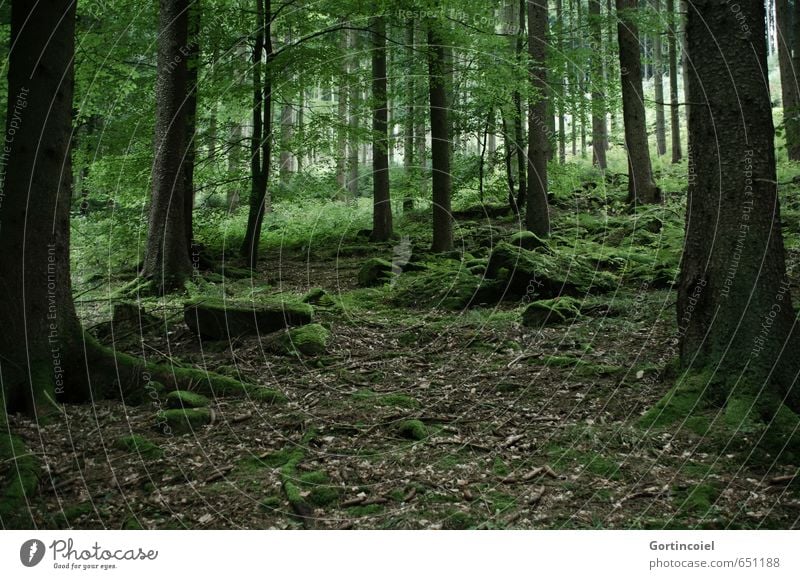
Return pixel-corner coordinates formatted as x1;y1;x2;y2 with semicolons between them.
509;230;551;251
492;457;510;476
299;471;329;485
166;390;210;409
157;407;213;435
248;387;287;404
302;287;336;307
52;501;94;528
260;496;283;511
522;296;581;327
307;486;341;507
345;503;384;516
122;516;144;530
396;420;428;441
278;323;331;356
639;371;710;429
392;261;503;309
358;258;394;287
674;483;720;516
442;510;475;530
0;433;40;526
114;434;163;460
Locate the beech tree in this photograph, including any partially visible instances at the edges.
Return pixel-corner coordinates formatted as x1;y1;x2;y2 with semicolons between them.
428;21;453;253
616;0;660;204
776;0;800;160
371;16;393;242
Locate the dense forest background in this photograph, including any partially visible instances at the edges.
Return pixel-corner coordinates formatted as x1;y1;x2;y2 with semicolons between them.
1;0;800;530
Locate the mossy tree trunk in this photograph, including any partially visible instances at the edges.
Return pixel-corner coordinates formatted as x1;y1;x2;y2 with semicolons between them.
183;0;201;250
677;0;799;411
142;0;194;292
616;0;660;204
427;21;453;253
526;0;551;238
370;16;393;242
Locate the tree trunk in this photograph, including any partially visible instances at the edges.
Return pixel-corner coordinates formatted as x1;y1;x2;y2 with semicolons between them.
589;0;607;169
667;0;682;163
183;1;200;251
658;0;800;441
527;0;551;237
680;0;691;127
403;20;415;211
616;0;660;204
653;0;667;157
227;122;242;210
279;30;295;184
240;0;272;268
370;16;393;242
347;31;360;198
777;0;800;160
427;22;453;253
142;0;193;291
336;29;348;191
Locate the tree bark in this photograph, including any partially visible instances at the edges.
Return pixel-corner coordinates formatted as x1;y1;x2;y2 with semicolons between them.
589;0;607;169
616;0;660;204
347;30;360;198
653;0;667;157
427;22;453;253
370;16;393;242
777;0;800;160
527;0;551;237
142;0;193;291
183;0;200;251
674;0;800;418
336;29;348;191
240;0;272;268
403;20;415;211
667;0;682;163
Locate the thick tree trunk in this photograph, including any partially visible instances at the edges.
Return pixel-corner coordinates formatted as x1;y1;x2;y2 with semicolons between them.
427;23;453;253
777;0;800;160
589;0;607;169
616;0;660;204
142;0;193;291
240;0;272;268
653;0;667;157
667;0;682;163
527;0;551;238
660;0;800;437
370;16;393;242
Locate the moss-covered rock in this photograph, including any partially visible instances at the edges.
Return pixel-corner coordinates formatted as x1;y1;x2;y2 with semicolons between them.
184;298;313;340
301;287;336;307
486;242;617;298
157;407;213;435
114;434;163;459
166;390;210;409
0;433;40;526
397;419;428;440
522;296;581;327
267;323;331;356
392;263;503;309
509;230;550;251
249;387;288;404
357;258;394;287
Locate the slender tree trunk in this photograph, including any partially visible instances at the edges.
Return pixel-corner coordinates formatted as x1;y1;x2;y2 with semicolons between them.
653;0;667;157
777;0;800;160
616;0;660;204
527;0;551;237
370;16;392;241
589;0;607;169
428;22;453;253
183;1;200;251
336;29;348;190
680;0;691;127
403;20;415;211
346;31;360;198
556;0;567;164
279;30;295;184
240;0;272;268
142;0;193;291
227;123;242;210
667;0;682;163
672;0;800;421
513;0;527;209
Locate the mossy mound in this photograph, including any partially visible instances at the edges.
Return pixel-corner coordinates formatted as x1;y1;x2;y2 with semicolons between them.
157;407;213;435
184;298;313;340
522;296;582;327
397;419;428;440
486;242;617;299
357;258;394;287
114;434;163;459
509;230;551;251
392;263;503;309
248;387;288;404
301;287;336;307
166;390;210;409
267;323;331;356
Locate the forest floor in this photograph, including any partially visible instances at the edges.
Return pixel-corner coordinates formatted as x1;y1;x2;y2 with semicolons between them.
6;176;800;530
